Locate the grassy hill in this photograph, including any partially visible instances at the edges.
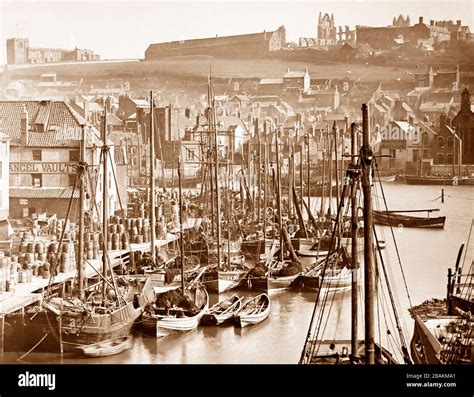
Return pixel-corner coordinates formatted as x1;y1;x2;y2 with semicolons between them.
7;56;412;83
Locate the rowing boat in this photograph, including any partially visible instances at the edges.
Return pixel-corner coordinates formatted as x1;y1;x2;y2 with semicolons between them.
234;293;270;328
75;336;133;358
201;294;243;325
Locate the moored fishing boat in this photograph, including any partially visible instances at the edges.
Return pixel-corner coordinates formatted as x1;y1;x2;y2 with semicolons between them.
296;249;329;268
201;294;243;325
373;210;446;228
241;238;279;260
141;283;209;337
204;266;249;293
234;293;270;328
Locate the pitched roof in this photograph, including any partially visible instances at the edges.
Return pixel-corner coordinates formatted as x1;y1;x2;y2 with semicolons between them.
0;100;102;147
9;187;80;199
259;78;284;85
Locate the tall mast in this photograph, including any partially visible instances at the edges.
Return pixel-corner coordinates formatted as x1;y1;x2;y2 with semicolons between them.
320;132;326;217
263;121;267;244
210;77;222;268
256;118;261;224
361;104;375;364
328;127;333;215
350;122;359;359
275;127;283;263
78;124;86;299
305;133;310;220
102;103;108;302
178;156;185;292
149;91;156;261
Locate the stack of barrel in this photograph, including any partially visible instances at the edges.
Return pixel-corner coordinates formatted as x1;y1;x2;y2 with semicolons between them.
84;232;101;260
16;231;76;283
0;252;10;292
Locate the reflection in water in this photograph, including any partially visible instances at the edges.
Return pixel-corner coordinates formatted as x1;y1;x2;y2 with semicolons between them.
1;184;472;364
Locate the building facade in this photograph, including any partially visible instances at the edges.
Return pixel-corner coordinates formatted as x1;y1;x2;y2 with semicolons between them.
145;26;286;59
6;38;99;65
0;100;115;219
317;12;337;45
356;17;451;49
452;88;474;164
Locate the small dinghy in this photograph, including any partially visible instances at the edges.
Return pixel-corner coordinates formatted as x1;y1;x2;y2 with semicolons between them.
201;294;243;325
76;336;133;358
234;293;270;328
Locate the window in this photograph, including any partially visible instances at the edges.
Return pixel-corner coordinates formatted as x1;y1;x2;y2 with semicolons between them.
447;137;453;148
68;174;77;187
187;149;195;161
413;150;419;162
69;150;80;162
423;149;429;159
422;133;429;145
32;150;42;161
32;174;42;187
437;137;444;148
437;153;444;164
447;154;453;164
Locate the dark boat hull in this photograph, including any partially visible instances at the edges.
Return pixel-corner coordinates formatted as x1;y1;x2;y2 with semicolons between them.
405;175;456;185
373;211;446;229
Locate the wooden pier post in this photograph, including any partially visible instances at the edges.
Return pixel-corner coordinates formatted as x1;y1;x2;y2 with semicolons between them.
441;188;444;203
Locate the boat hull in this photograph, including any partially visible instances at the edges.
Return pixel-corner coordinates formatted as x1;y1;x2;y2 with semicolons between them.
234;294;270;328
76;336;133;358
204;269;248;293
251;273;300;292
141;287;209;337
241;239;278;260
373;211;446;229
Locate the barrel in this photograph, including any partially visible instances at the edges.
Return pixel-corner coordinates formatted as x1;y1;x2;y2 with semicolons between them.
111;233;120;250
27;242;35;254
49;241;59;254
42;262;51;279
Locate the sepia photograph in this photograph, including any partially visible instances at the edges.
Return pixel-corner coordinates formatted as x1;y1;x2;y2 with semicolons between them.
0;0;472;394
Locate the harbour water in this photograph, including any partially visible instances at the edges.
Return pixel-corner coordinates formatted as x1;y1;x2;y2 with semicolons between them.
2;183;473;364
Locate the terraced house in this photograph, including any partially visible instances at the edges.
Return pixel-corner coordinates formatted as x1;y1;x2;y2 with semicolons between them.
0;100;117;220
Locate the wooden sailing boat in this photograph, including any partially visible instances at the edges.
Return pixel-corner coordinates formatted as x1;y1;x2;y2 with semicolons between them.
410;232;473;364
140;156;209;337
202;74;248;293
299;106;411;365
250;126;302;293
14;113;156;353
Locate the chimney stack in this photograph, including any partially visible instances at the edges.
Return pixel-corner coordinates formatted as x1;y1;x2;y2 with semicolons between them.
430;20;434;26
419;16;424;25
456;20;461;26
20;104;29;146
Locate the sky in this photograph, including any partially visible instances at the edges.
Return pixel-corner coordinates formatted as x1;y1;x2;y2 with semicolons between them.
0;0;473;64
